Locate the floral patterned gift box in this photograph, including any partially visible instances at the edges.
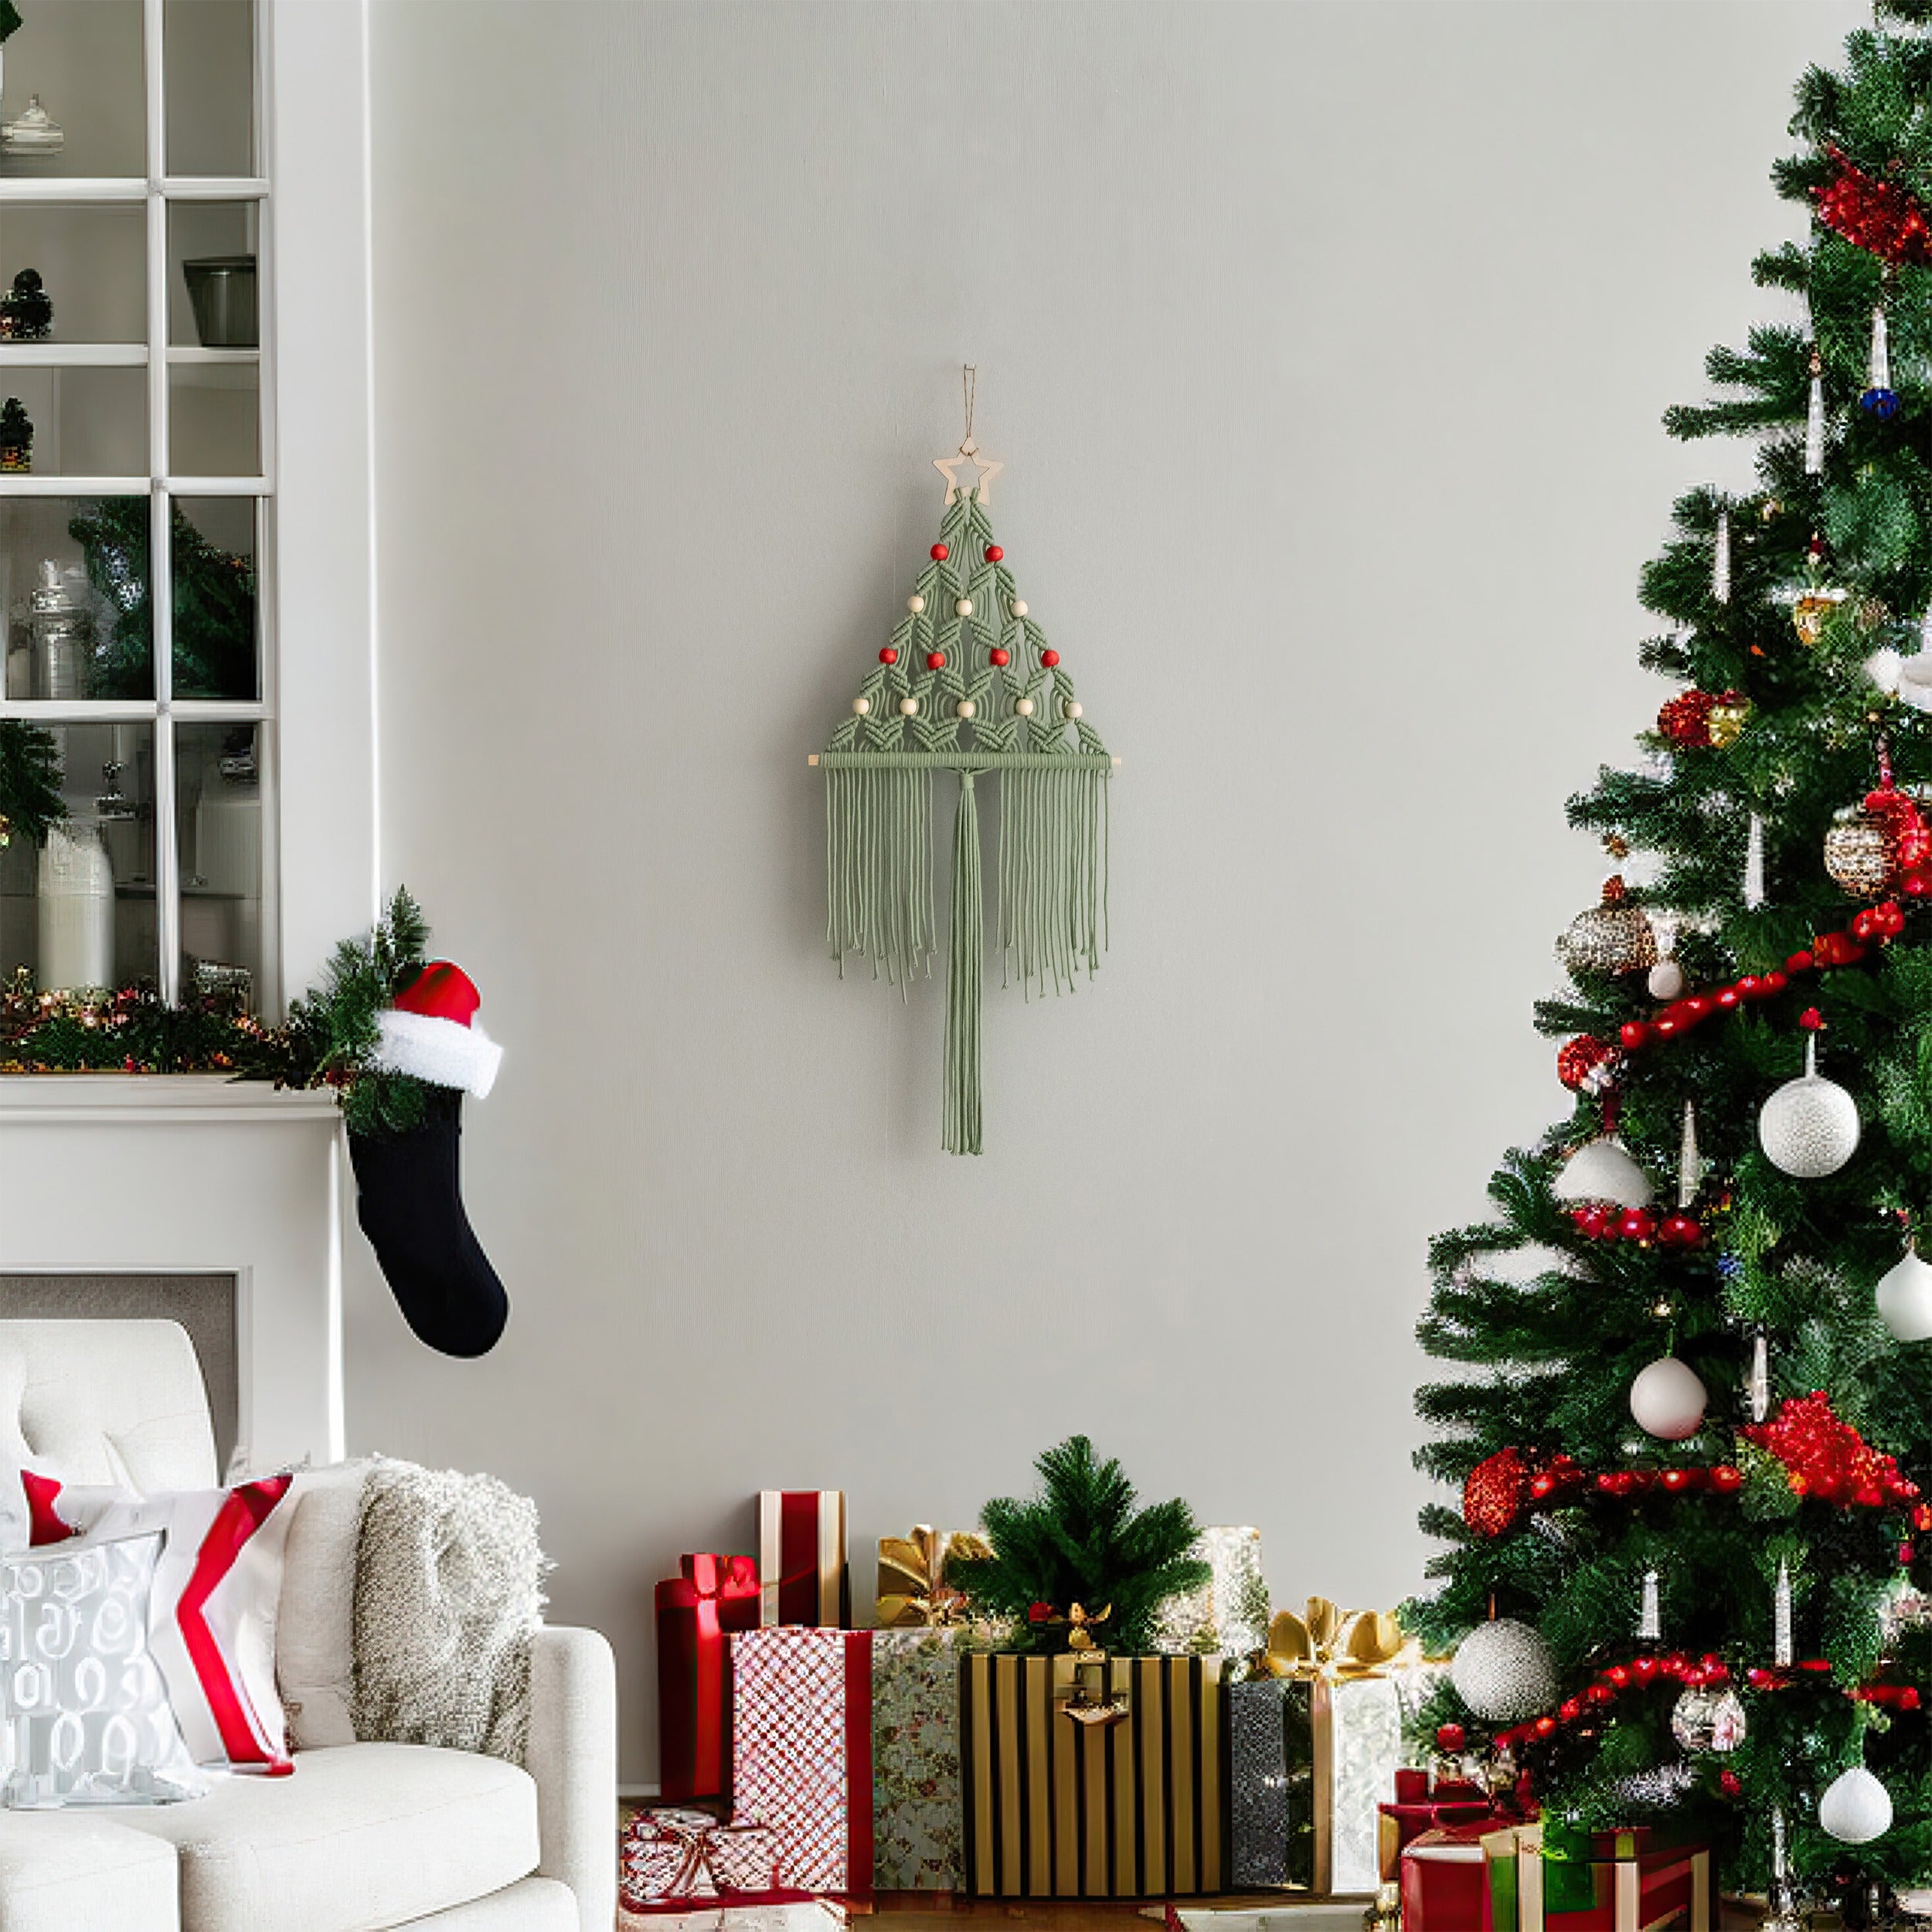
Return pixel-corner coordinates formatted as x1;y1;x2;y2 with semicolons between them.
871;1624;993;1891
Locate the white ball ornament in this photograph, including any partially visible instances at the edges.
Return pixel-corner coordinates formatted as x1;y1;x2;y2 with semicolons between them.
1629;1355;1707;1441
1010;600;1027;617
1551;1137;1655;1209
1819;1764;1893;1845
1647;959;1686;1002
907;594;926;614
957;699;976;720
1759;1036;1860;1179
852;697;870;716
898;696;919;717
955;597;973;617
1876;1244;1932;1342
1015;697;1035;717
1450;1618;1559;1723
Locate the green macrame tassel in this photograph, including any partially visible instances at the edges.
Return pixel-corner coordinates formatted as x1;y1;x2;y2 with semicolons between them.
943;770;984;1155
997;763;1107;995
825;763;935;989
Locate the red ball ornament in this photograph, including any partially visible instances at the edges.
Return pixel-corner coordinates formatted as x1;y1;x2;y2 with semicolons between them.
879;647;899;665
989;648;1010;667
1658;690;1718;747
1658;1212;1702;1249
1556;1034;1617;1093
1040;649;1060;668
930;543;949;560
985;545;1003;563
1572;1205;1614;1240
1462;1447;1531;1538
927;651;946;670
1436;1723;1467;1754
1763;969;1790;993
1787;951;1815;973
1618;1208;1657;1243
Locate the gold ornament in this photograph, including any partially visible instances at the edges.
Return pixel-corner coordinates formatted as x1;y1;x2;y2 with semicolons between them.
1256;1597;1413;1682
1825;808;1900;896
1761;498;1781;523
1556;879;1658;975
875;1525;992;1628
1791;587;1846;646
1706;698;1750;747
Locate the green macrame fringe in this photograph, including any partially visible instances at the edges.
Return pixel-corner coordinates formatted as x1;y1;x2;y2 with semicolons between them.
825;760;1107;1155
824;763;936;988
944;771;983;1154
997;763;1107;994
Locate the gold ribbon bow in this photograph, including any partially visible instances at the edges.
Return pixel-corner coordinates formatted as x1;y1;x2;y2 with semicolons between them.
876;1526;992;1628
1257;1596;1413;1681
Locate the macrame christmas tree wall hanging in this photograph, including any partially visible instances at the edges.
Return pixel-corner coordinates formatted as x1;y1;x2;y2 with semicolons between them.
811;372;1117;1154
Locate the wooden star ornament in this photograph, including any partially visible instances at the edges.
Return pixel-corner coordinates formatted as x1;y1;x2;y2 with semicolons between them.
934;435;1003;505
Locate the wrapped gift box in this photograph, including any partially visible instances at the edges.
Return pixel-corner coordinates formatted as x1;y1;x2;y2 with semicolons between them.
619;1806;807;1915
1229;1670;1404;1894
657;1554;760;1801
731;1626;874;1896
1377;1766;1503;1879
958;1651;1227;1899
1492;1822;1713;1932
759;1491;848;1628
621;1907;847;1932
1400;1821;1505;1932
871;1624;993;1891
1152;1526;1270;1658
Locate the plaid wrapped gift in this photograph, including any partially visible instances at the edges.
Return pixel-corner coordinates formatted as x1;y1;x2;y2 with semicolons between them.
731;1627;874;1896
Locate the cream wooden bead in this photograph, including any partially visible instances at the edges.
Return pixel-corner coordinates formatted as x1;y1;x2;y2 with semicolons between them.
852;697;870;716
957;699;976;719
1063;700;1082;719
899;696;919;716
907;594;925;614
1010;599;1028;617
955;597;973;617
1015;697;1035;717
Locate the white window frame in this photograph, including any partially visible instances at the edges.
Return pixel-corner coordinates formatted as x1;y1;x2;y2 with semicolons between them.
0;0;379;1033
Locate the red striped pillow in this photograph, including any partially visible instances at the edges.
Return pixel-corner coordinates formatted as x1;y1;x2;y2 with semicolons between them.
50;1478;298;1773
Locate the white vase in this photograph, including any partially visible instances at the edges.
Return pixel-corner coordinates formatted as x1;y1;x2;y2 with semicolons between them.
37;823;114;992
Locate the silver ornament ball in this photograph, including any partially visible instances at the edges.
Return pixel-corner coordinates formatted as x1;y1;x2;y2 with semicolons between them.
1759;1067;1860;1179
1629;1355;1707;1441
1450;1617;1559;1724
1670;1684;1746;1754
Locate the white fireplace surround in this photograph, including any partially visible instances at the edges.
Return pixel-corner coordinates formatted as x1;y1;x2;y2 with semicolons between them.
0;1079;347;1472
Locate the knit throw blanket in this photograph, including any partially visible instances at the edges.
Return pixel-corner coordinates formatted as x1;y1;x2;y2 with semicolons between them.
350;1459;547;1762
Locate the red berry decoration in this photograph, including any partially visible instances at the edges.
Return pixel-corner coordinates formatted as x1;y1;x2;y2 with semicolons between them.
1462;1447;1531;1539
930;543;948;560
989;648;1010;667
1040;649;1060;668
927;651;946;671
1658;690;1718;747
879;647;898;665
1617;1208;1657;1243
985;545;1003;563
1817;145;1932;265
1658;1212;1702;1249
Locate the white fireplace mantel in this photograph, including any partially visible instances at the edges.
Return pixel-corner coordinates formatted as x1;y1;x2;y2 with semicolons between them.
0;1080;348;1473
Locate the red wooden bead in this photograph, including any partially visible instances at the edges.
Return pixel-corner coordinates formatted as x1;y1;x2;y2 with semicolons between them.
1040;650;1060;668
930;543;948;560
1658;1213;1702;1249
1606;1665;1631;1687
1587;1682;1616;1706
1684;995;1712;1020
1736;976;1760;999
1763;970;1789;993
1787;951;1815;973
879;648;898;665
985;546;1003;563
927;651;946;670
1621;1021;1652;1048
1715;987;1740;1009
1535;1716;1558;1737
1558;1699;1582;1722
1631;1658;1659;1683
1618;1208;1656;1242
989;648;1010;667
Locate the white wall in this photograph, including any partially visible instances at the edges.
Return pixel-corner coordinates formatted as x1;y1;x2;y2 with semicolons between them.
362;0;1869;1782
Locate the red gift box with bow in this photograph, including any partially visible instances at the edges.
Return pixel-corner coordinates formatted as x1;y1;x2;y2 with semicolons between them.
656;1554;760;1801
1378;1766;1509;1879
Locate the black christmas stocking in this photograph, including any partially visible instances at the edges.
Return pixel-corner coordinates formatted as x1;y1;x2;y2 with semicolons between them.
348;1085;508;1357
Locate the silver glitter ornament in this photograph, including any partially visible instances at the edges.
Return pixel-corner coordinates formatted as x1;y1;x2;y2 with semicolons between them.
1825;807;1900;896
1759;1035;1860;1179
1450;1617;1558;1724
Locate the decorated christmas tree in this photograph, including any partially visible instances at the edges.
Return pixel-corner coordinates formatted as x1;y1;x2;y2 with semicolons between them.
1407;7;1932;1922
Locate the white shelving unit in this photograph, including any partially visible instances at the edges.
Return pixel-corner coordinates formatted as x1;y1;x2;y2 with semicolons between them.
0;0;275;1011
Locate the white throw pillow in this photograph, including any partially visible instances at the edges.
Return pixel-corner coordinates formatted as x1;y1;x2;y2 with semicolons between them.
274;1461;372;1750
0;1531;207;1808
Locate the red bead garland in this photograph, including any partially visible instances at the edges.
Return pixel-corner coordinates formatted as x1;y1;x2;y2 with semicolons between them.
1491;1650;1733;1750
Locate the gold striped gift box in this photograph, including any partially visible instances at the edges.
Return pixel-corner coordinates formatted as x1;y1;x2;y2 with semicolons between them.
958;1653;1228;1898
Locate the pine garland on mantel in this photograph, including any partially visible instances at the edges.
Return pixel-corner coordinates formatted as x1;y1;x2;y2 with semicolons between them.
818;401;1117;1154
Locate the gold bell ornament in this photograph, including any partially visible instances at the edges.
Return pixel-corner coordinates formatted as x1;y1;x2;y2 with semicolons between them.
1556;877;1658;976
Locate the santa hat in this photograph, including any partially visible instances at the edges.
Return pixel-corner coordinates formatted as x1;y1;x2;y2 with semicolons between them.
370;961;502;1099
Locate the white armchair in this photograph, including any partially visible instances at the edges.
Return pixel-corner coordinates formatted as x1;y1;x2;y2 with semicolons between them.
0;1319;616;1932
